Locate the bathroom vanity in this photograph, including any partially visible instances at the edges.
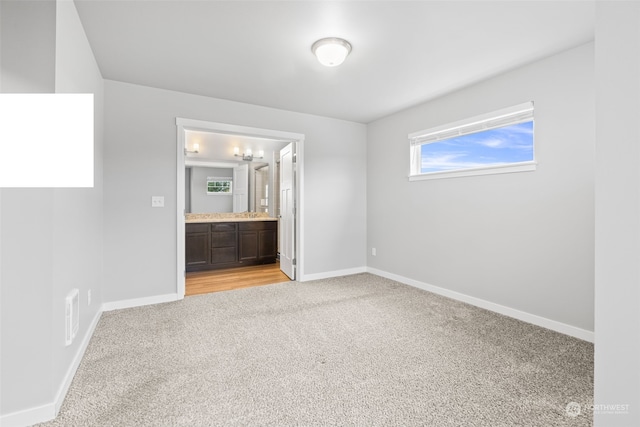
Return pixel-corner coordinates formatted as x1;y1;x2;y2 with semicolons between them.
186;214;277;272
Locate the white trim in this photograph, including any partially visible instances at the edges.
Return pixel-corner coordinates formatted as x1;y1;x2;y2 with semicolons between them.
177;118;303;142
408;101;534;142
295;139;305;280
102;293;180;312
175;118;305;286
0;310;103;427
367;267;594;342
176;121;186;298
300;266;367;282
54;309;102;413
185;160;239;168
0;402;55;427
409;161;537;181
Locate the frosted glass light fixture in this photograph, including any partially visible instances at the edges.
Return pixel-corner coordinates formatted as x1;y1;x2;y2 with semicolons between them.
234;147;263;162
312;37;352;67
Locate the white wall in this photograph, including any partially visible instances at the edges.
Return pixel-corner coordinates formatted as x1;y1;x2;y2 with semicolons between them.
0;0;55;93
594;2;640;426
367;43;595;335
52;0;104;413
0;0;104;424
103;80;367;303
0;0;57;418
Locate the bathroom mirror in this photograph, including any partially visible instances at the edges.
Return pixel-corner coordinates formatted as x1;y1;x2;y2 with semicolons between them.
183;129;289;216
185;162;270;214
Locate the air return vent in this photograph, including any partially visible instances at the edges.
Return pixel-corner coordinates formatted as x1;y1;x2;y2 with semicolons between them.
65;289;79;346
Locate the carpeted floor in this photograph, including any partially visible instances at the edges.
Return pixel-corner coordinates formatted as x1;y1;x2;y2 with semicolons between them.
38;274;593;426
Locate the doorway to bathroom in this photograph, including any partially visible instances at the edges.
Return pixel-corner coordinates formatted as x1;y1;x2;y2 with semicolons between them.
175;118;305;298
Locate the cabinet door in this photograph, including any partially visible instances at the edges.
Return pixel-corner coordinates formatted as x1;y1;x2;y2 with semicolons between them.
239;231;258;262
186;233;210;266
258;229;277;260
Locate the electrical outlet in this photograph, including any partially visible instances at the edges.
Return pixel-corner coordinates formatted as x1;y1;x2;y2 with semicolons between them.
87;289;91;306
372;247;377;256
151;196;164;208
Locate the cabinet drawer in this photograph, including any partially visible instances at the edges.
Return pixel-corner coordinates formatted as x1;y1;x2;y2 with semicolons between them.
211;247;237;264
186;223;209;234
239;221;277;231
211;231;236;248
211;222;237;232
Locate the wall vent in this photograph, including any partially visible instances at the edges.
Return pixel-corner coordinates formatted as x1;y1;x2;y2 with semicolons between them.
65;289;79;346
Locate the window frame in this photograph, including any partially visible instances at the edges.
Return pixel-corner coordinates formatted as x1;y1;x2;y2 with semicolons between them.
206;177;233;195
408;102;536;181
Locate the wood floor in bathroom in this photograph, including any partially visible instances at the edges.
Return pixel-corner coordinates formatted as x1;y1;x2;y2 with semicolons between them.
185;262;291;296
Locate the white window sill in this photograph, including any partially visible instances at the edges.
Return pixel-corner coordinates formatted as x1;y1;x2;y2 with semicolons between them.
409;161;537;181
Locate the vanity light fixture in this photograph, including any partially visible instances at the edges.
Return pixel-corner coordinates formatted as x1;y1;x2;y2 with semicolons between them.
184;143;199;154
311;37;352;67
234;147;264;162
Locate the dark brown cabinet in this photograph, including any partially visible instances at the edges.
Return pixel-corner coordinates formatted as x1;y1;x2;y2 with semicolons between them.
239;221;277;263
210;222;238;266
186;220;277;272
185;223;210;268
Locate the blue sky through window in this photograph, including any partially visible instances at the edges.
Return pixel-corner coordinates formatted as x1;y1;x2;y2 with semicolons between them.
420;121;534;173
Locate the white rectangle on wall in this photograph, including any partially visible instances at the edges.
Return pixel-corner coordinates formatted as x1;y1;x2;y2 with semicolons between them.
65;289;79;346
0;93;94;187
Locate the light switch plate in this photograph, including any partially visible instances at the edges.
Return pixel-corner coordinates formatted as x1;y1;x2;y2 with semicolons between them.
151;196;164;208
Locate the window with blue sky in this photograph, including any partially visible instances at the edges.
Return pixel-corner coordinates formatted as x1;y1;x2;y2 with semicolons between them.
409;102;535;179
420;121;534;173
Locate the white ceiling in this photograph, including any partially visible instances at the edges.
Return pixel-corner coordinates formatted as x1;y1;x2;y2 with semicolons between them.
74;0;595;124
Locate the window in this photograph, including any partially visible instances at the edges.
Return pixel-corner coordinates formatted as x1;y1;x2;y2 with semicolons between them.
206;177;233;195
409;102;535;180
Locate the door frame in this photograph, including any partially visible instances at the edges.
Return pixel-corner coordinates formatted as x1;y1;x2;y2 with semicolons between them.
175;118;305;298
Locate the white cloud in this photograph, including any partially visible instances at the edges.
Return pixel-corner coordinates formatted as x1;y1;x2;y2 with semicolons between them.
476;138;504;148
421;152;501;171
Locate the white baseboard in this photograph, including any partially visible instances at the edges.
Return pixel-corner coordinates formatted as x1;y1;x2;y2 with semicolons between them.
0;310;103;427
367;267;594;343
300;266;367;282
54;309;102;413
0;402;55;427
102;293;181;312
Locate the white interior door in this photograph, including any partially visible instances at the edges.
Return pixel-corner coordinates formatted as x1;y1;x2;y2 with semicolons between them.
279;143;295;280
233;164;248;212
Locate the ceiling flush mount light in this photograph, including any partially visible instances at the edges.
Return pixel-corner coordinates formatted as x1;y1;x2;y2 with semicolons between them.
311;37;352;67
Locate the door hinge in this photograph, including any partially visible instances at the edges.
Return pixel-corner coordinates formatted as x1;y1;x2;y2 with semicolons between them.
292;258;297;266
292;153;297;163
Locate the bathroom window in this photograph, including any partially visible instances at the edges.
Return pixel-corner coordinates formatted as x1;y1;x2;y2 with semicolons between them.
409;102;536;180
206;177;233;195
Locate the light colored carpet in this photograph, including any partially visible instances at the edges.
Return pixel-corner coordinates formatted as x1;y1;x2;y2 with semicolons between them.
38;274;593;426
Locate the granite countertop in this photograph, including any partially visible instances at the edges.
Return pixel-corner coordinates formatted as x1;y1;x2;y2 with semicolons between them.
185;213;278;223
